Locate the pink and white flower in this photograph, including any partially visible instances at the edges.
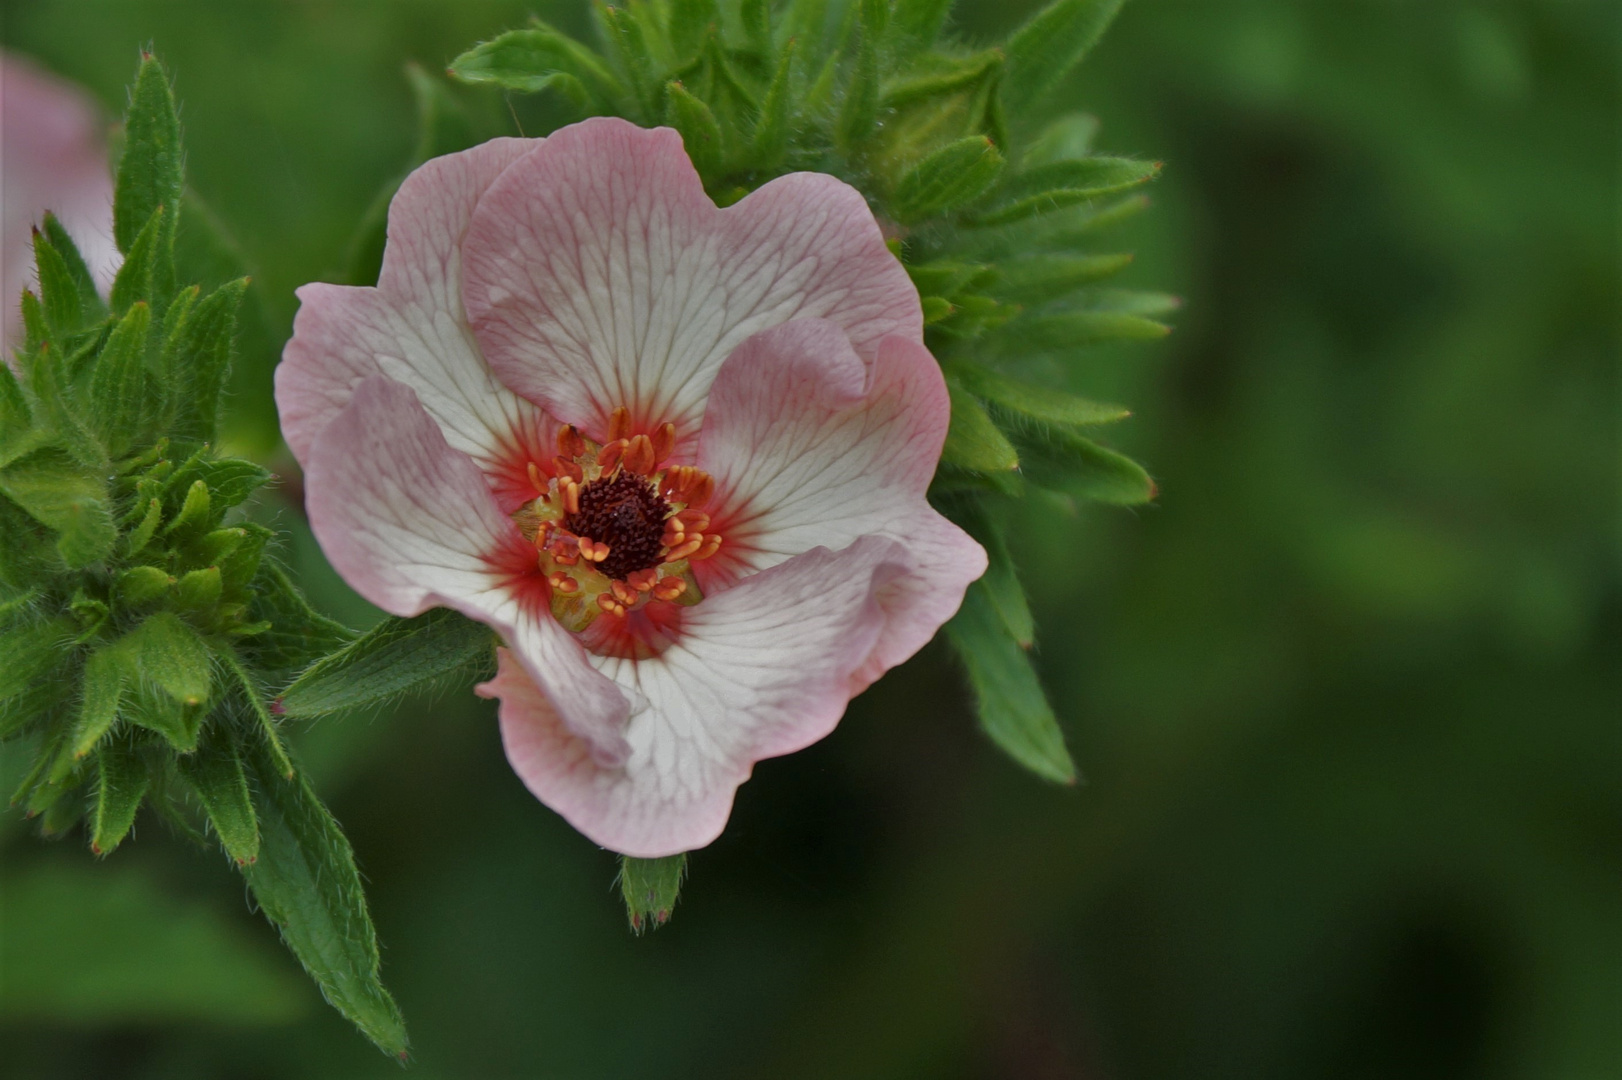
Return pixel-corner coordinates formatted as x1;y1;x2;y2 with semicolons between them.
276;118;985;857
2;53;119;348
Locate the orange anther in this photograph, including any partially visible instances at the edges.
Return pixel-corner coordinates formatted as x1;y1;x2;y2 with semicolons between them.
674;510;710;534
685;472;714;509
527;461;547;495
653;576;687;602
547;571;579;595
607;406;632;442
627;568;659;593
649;422;676;464
533;521;553;549
553;455;584;483
597;593;627;616
611;580;639;607
556;424;585;458
664;536;703;562
577;536;611;562
623;433;655;476
558;477;580;515
598;439;627;471
691;534;723;561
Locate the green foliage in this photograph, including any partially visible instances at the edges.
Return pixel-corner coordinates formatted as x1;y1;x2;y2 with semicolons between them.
619;854;687;933
445;0;1165;795
1;54;411;1056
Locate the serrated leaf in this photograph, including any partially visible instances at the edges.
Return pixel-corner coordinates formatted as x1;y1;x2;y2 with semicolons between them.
968;156;1160;227
177;726;258;865
164;278;247;443
32;229;84;334
240;740;408;1057
114;54;182;300
620;854;686;933
1003;0;1125;119
1012;422;1156;505
72;645;130;758
892;136;1006;223
89;300;156;458
665;80;724;180
41;212;104;318
125;611;212;708
109;206;164;314
90;739;149;856
276;608;495;719
448;26;621;113
942;377;1019;473
0;449;116;568
950;360;1129;426
945;581;1075;783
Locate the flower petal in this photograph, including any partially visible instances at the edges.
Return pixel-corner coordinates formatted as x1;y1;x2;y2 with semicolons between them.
461;117;921;452
697;319;986;689
277;137;551;509
305;374;631;764
484;536;910;856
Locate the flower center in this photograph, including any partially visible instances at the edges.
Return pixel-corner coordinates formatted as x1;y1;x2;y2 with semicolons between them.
511;407;723;638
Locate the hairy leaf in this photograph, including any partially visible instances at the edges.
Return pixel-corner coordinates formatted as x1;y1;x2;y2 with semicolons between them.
941;377;1019;473
177;726;259;865
620;854;687;933
1002;0;1125;119
90;740;150;856
968;156;1160;227
892;136;1006;223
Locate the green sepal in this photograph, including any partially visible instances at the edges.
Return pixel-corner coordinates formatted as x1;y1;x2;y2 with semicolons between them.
19;290;48;354
177;725;259;865
893;136;1005;223
196;526;247;567
834;0;886;153
941;377;1019;473
164;480;211;541
113;54;182;300
71;645;130;758
448;25;623;113
276;608;496;719
90;738;150;856
619;853;687;933
1002;0;1125;119
948;359;1129;427
994;252;1134;303
41;212;105;318
665;80;724;181
115;564;173;607
164;278;247;443
1010;421;1156;505
175;566;223;612
88;300;156;458
124;611;213;708
967;156;1160;227
32;228;85;334
109;206;164;315
124;498;162;557
0;449;117;568
945;580;1076;783
922;296;954;324
240;740;409;1058
1008;309;1172;350
750;37;796;167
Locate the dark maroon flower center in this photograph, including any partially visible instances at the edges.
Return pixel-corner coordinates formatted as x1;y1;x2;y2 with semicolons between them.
566;471;670;581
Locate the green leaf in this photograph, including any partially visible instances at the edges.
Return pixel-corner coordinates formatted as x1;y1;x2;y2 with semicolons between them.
113;54;182;299
177;727;259;865
41;212;105;318
175;566;223;612
750;36;796;167
123;687;202;754
72;645;131;759
166;453;270;518
89;300;156;458
1008;309;1172;350
942;377;1019;473
109;206;164;315
592;1;660;123
892;136;1006;223
994;252;1134;303
739;0;770;55
166;278;247;443
1023;112;1100;166
219;523;273;595
90;739;150;856
32;228;84;334
1002;0;1125;119
1011;422;1156;505
214;643;294;781
947;499;1035;648
240;740;408;1058
945;580;1075;783
164;479;211;540
0;616;76;704
448;25;622;113
276;608;495;719
669;0;720;65
891;0;955;60
665;80;724;180
619;854;687;933
0;449;117;568
242;562;356;678
949;360;1129;427
124;498;162;558
967;156;1160;227
125;611;212;708
835;0;886;153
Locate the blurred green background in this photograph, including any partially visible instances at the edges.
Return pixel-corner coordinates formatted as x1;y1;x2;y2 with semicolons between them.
2;1;1618;1077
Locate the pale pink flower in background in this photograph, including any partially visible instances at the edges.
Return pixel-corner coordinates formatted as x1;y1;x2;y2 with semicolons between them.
276;118;985;857
1;52;119;347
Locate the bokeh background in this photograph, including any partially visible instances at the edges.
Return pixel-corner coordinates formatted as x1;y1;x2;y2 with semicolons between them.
2;1;1618;1077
